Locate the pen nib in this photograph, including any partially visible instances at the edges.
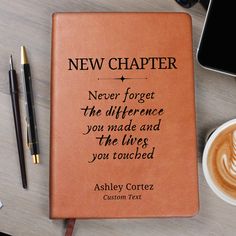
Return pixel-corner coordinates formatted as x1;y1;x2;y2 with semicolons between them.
9;55;14;70
21;46;28;64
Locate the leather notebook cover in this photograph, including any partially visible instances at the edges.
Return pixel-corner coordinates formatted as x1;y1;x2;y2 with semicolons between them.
50;12;199;219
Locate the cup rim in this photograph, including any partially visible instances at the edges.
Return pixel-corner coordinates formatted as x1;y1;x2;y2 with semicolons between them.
203;119;236;206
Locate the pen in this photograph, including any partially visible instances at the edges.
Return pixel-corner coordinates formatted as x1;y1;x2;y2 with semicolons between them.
21;46;40;164
9;55;27;188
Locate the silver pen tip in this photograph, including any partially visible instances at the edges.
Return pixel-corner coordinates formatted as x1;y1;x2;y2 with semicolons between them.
9;55;13;70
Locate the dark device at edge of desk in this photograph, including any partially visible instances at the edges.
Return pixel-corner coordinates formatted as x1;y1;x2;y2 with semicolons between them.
175;0;209;10
197;0;236;76
0;232;12;236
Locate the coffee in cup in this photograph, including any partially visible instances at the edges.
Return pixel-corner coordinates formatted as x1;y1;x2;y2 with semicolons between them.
203;119;236;205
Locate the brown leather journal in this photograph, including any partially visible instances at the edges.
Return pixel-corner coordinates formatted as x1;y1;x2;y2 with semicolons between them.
50;12;199;219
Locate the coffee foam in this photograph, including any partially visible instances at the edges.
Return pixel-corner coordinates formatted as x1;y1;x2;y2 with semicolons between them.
208;125;236;199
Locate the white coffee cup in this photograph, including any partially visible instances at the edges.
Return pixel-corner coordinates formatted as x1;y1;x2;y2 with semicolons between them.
202;119;236;205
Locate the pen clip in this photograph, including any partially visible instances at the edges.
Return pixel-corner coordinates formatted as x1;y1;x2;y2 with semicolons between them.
25;118;30;148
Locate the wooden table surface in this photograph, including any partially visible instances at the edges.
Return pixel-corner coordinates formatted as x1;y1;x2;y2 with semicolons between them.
1;1;236;235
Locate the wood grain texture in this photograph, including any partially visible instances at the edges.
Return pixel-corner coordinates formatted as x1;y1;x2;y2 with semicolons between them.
0;1;236;235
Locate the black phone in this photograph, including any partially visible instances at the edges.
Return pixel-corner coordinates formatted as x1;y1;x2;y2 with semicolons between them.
175;0;209;10
197;0;236;76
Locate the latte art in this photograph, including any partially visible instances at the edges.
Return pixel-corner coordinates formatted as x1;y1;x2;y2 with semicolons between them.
222;154;236;178
208;126;236;199
222;131;236;177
